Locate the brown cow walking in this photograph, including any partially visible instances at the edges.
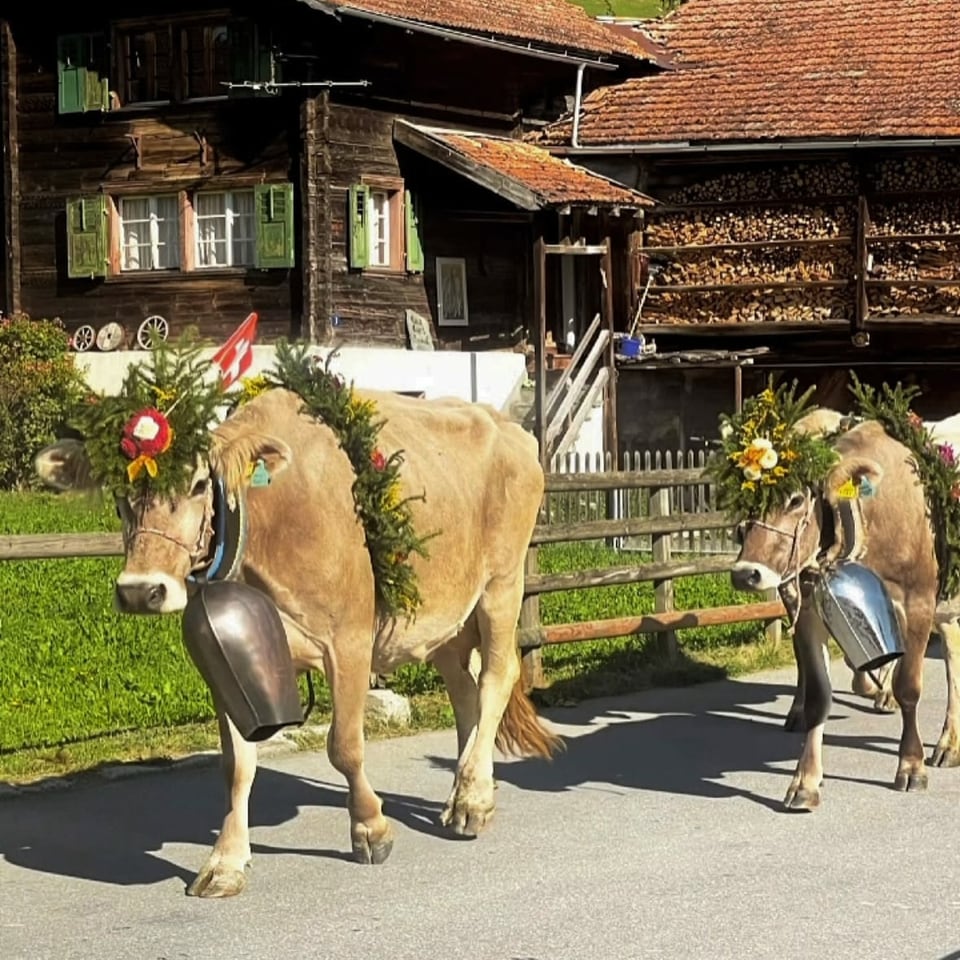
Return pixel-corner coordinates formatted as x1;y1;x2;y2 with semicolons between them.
731;409;960;809
37;385;562;897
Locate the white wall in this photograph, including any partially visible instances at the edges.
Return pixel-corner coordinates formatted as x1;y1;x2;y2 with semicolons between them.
75;345;528;412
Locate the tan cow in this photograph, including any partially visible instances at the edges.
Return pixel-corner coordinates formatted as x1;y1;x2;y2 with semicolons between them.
731;409;960;810
36;385;562;897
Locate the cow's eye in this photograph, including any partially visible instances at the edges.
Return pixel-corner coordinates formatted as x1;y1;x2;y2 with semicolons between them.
190;478;209;498
787;492;806;511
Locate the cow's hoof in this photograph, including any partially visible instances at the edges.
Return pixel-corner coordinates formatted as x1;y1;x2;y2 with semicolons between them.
783;783;820;811
872;690;898;714
186;865;248;898
931;738;960;768
440;798;494;837
783;709;806;733
351;822;394;864
894;769;928;792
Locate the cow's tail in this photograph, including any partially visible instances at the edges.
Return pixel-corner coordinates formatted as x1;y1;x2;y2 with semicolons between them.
495;674;565;759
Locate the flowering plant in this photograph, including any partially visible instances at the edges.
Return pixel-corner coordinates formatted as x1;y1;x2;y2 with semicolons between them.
120;407;174;481
707;377;839;520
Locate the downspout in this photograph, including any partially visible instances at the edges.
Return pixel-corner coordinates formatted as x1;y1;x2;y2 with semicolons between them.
571;62;586;148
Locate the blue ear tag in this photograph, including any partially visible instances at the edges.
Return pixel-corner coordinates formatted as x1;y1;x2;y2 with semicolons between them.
859;475;876;498
250;459;271;487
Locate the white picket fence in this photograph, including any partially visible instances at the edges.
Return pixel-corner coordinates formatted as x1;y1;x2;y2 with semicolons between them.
546;447;738;556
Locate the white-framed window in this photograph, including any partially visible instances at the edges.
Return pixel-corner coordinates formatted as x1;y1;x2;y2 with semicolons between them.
195;190;255;268
436;257;468;326
119;195;180;271
367;189;391;267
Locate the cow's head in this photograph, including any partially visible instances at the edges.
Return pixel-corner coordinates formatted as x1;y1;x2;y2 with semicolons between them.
35;432;292;615
731;455;884;595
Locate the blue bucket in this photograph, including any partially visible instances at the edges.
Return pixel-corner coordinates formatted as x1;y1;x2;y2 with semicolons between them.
621;337;644;357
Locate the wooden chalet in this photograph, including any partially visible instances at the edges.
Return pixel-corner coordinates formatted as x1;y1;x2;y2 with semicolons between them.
533;0;960;454
0;0;655;375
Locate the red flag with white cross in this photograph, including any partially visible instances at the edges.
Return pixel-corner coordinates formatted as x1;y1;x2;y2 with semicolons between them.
211;312;258;390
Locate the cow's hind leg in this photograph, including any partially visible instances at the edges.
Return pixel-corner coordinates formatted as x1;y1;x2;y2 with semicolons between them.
893;596;934;791
187;705;258;898
441;575;524;837
932;618;960;766
784;597;832;810
324;642;394;864
430;621;481;770
849;657;897;713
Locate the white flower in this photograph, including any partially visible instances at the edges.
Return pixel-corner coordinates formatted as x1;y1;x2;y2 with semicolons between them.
720;422;733;440
743;465;761;481
759;447;778;469
132;415;160;442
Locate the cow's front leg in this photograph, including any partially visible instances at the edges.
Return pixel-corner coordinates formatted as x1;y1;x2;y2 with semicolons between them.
784;597;832;810
893;597;933;791
187;705;258;898
932;618;960;767
784;629;807;732
325;646;393;864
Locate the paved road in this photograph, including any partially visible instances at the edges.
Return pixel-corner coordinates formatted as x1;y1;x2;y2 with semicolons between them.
4;654;960;960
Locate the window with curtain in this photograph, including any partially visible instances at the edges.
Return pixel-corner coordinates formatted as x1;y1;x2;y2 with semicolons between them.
119;195;180;271
195;190;255;267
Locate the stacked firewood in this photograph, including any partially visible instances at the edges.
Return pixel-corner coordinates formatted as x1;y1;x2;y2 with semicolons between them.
655;246;854;286
644;287;853;325
869;287;960;317
647;205;854;246
868;198;960;236
666;161;857;204
872;156;960;193
868;241;960;281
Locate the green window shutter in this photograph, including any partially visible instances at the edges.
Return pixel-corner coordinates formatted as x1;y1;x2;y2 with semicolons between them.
404;190;424;273
66;196;107;279
254;183;294;269
348;184;369;270
58;34;109;115
228;20;274;96
57;35;86;115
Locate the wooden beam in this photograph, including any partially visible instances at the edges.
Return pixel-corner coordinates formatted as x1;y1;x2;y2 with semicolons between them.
1;20;20;315
600;237;618;460
300;94;321;342
0;533;123;560
543;243;607;256
534;232;547;469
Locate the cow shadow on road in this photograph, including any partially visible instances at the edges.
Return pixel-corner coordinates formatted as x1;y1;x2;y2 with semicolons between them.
427;674;908;811
0;761;444;889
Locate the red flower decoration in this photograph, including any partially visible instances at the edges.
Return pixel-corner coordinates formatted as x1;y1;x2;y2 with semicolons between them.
371;449;386;471
121;407;172;458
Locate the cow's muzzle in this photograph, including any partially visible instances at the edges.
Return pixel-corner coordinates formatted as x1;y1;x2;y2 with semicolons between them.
114;573;187;614
730;561;781;592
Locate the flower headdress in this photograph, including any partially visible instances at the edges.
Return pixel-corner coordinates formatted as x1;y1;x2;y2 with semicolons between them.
69;331;226;498
707;377;840;520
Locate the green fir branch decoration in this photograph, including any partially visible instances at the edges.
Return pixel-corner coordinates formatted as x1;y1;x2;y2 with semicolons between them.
265;340;436;621
849;372;960;600
69;331;225;499
706;376;839;520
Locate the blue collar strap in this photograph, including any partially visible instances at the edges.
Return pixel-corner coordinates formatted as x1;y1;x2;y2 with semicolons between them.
187;474;247;586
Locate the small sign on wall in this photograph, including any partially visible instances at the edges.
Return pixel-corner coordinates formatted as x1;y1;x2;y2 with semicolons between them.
405;309;436;351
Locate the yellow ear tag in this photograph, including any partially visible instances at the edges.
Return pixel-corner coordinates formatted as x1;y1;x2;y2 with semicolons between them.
836;478;859;500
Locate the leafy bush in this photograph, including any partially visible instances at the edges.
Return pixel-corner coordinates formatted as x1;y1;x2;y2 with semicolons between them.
0;315;87;490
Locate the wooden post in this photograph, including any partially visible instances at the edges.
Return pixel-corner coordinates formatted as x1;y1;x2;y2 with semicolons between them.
649;484;678;661
1;20;20;316
519;545;544;691
763;586;783;644
734;363;743;414
300;94;320;342
600;237;618;462
533;233;548;469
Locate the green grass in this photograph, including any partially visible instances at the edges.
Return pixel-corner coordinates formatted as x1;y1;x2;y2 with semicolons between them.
0;493;791;785
567;0;666;18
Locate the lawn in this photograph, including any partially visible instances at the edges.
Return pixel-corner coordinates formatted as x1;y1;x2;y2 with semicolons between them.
567;0;667;18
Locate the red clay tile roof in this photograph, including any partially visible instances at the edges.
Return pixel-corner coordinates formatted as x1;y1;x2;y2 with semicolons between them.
534;0;960;145
302;0;646;60
396;122;654;208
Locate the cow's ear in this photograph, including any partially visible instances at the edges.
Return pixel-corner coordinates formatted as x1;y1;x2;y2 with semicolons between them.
213;432;292;492
825;455;884;505
35;438;95;492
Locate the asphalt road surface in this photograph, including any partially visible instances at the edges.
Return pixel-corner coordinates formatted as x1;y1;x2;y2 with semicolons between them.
4;654;960;960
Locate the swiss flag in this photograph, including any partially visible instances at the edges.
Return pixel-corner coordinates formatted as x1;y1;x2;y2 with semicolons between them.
211;312;258;390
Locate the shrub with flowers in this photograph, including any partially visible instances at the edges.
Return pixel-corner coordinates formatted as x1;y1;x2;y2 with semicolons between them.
707;377;840;520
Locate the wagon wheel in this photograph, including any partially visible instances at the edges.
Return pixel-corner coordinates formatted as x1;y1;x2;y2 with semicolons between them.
71;325;96;352
137;314;169;350
95;322;125;352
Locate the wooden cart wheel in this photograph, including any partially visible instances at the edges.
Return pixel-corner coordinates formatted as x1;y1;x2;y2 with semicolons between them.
71;325;96;352
137;314;169;349
95;322;125;352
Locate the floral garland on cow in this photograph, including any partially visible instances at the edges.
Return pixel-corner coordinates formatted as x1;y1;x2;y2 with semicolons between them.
66;334;433;622
847;373;960;600
706;377;840;520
